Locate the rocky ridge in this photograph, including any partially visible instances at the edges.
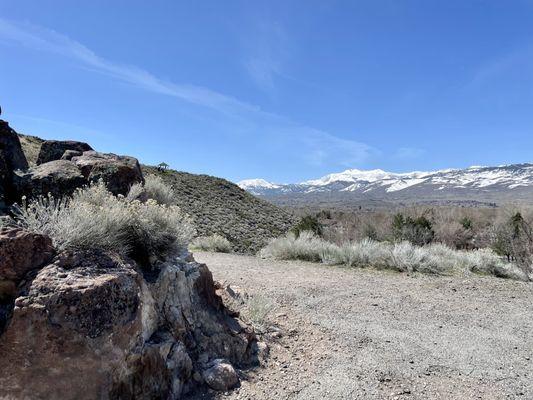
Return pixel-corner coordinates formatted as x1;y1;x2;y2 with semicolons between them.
0;119;261;399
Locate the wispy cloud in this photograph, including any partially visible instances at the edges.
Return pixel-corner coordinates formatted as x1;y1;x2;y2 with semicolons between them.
467;45;533;89
0;18;376;168
0;19;258;116
301;130;378;166
394;147;425;159
9;113;106;139
243;22;287;92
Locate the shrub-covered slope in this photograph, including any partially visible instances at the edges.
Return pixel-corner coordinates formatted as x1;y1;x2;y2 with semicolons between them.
143;166;296;254
17;135;296;254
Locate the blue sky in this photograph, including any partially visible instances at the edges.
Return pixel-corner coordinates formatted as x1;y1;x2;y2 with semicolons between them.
1;1;533;183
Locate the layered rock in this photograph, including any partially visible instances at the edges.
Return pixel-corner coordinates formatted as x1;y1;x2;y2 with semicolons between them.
36;139;93;165
0;245;257;399
0;120;29;209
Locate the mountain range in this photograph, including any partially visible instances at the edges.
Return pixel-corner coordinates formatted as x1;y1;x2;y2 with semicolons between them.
238;164;533;207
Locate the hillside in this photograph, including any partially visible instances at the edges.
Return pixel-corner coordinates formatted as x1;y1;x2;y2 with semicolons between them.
143;166;296;253
239;164;533;207
17;134;43;166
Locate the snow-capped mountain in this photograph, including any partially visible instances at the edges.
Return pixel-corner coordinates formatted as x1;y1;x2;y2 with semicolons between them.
237;164;533;204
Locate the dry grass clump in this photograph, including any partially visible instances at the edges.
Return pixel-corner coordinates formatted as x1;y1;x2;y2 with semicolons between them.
127;174;176;206
12;181;195;264
260;231;335;262
190;234;232;253
261;232;527;281
243;295;275;332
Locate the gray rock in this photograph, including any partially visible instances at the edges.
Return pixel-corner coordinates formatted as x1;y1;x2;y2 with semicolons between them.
61;149;83;160
72;151;144;195
202;359;240;391
36;140;93;165
13;159;86;199
0;120;28;208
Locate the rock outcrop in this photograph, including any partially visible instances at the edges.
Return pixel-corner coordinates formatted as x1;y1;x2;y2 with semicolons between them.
0;120;29;209
11;151;144;200
72;151;144;195
0;228;55;334
36;139;93;165
0;244;257;399
13;159;87;199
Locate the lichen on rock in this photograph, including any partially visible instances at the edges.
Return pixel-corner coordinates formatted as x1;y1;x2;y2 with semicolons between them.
0;241;257;399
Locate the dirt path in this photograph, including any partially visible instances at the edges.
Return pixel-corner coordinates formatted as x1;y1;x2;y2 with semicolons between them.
194;252;533;400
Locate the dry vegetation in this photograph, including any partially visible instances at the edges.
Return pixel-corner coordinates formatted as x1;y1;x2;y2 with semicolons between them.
5;180;195;266
190;234;232;253
314;205;533;272
261;204;533;281
17;134;43;166
260;231;527;280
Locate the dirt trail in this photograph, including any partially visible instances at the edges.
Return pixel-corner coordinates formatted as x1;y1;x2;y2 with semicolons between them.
194;252;533;400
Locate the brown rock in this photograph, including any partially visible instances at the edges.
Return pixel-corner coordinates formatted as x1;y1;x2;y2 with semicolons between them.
36;140;93;165
72;151;144;195
0;251;257;399
0;228;55;284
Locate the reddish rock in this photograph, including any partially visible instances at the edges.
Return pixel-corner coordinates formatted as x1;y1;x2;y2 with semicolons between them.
0;227;54;291
0;251;257;399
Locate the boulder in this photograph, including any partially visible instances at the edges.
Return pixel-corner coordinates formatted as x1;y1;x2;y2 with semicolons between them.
0;250;257;399
0;227;54;334
61;149;83;160
202;359;240;391
0;120;29;208
36;140;93;165
72;151;144;195
0;228;55;286
13;159;87;199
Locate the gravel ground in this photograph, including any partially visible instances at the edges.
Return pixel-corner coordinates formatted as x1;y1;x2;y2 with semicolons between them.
193;252;533;400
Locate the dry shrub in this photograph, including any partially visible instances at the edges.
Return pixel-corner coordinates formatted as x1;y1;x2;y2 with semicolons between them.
260;232;527;281
190;234;232;253
128;174;176;206
13;181;195;264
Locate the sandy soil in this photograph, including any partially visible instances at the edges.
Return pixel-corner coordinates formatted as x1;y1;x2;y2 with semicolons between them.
192;252;533;400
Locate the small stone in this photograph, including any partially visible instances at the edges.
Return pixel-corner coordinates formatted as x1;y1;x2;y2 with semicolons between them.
202;359;239;391
193;371;203;383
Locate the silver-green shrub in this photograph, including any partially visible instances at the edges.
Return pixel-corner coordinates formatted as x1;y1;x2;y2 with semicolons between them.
13;181;194;263
260;232;527;281
127;175;176;206
190;234;232;253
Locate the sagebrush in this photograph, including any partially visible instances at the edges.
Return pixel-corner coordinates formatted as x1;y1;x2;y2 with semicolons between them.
190;234;232;253
127;174;176;206
12;181;195;264
260;232;528;281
